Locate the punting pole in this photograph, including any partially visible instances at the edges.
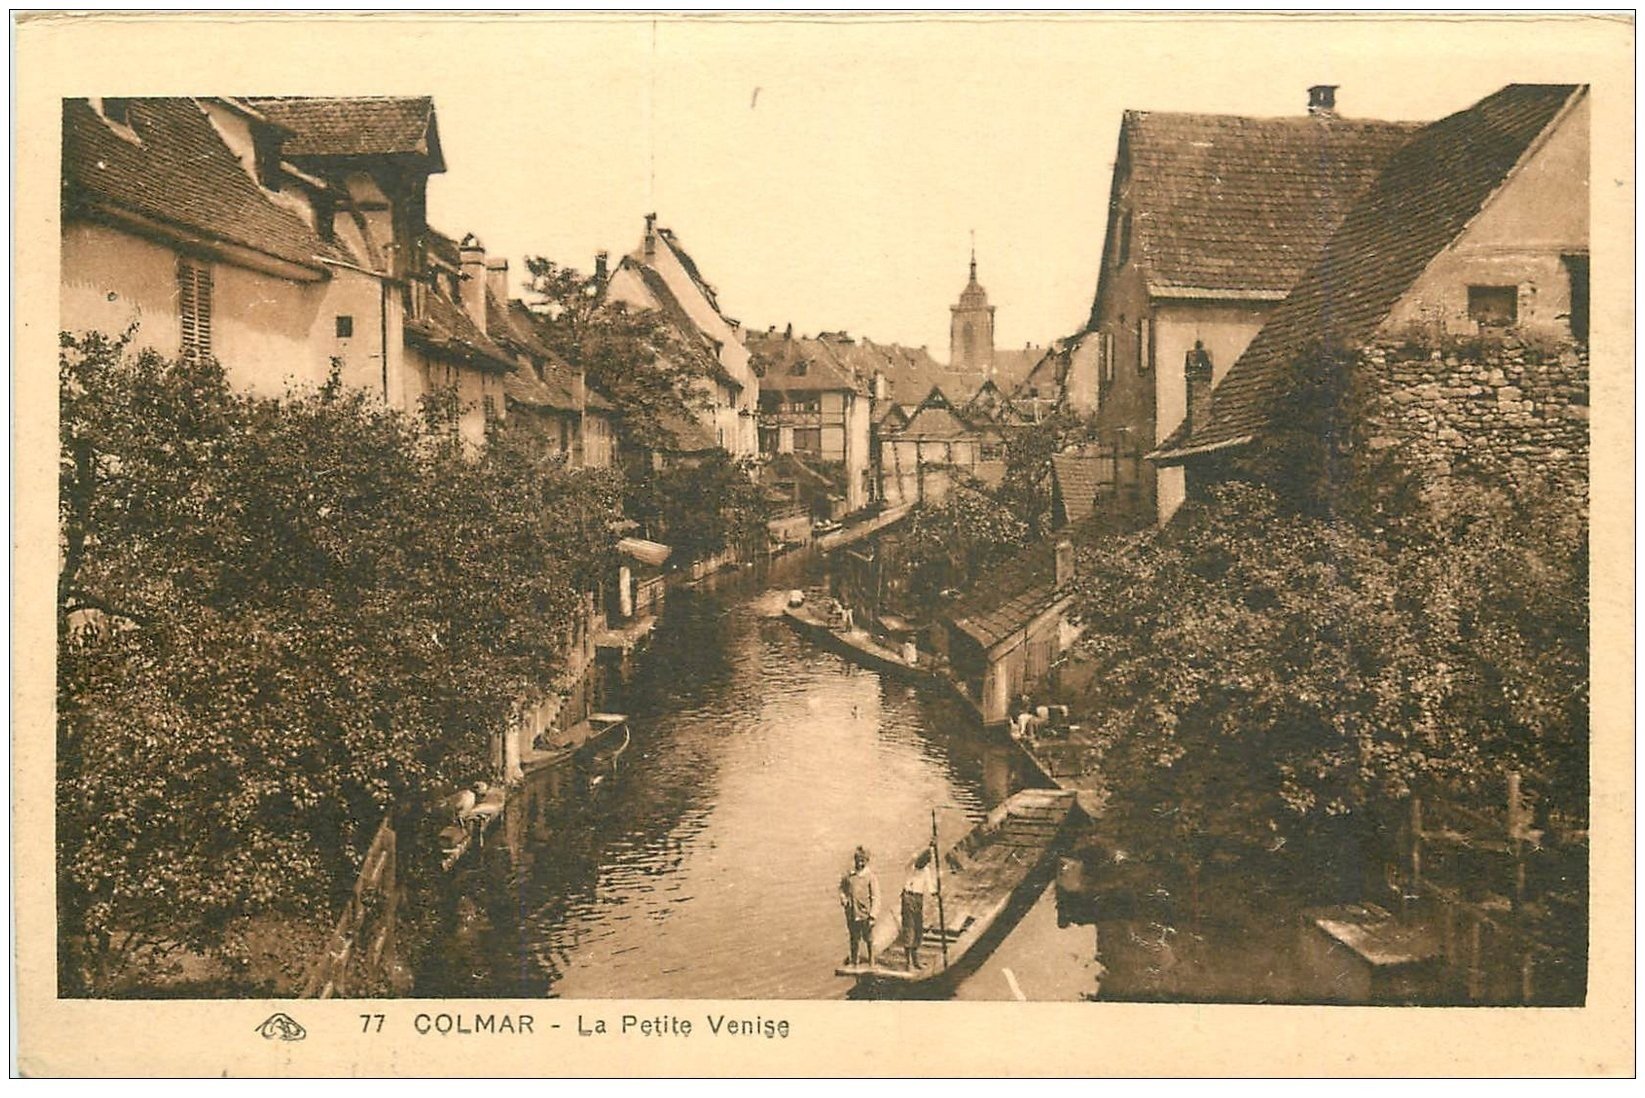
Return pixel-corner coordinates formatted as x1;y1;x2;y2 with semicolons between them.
931;808;949;971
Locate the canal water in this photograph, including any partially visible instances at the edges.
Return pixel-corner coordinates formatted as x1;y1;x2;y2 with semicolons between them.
422;567;1099;1000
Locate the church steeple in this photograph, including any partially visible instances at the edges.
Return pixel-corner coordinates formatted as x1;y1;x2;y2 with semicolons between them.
950;236;996;376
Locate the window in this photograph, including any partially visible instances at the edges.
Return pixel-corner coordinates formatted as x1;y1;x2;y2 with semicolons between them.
335;315;354;339
314;193;336;242
177;257;213;362
794;427;822;453
1467;285;1518;328
101;98;132;126
1101;330;1116;384
792;359;808;377
1563;254;1589;343
1116;212;1132;267
253;127;284;191
1137;316;1152;374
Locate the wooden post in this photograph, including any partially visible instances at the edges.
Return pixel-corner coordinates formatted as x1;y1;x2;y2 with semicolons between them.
1507;771;1526;914
1410;796;1424;893
931;809;949;972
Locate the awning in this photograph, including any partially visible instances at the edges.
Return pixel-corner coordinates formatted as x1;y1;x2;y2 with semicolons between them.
617;537;672;568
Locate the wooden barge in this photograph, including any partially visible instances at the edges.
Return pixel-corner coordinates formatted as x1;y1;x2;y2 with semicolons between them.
836;787;1078;992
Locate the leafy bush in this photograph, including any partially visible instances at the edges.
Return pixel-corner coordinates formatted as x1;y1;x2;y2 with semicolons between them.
57;331;622;993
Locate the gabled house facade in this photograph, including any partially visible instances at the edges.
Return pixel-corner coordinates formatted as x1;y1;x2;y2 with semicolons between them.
605;216;760;460
1074;87;1419;525
877;385;1003;506
61;97;385;398
486;272;618;470
64;95;520;453
746;329;875;511
1152;84;1590;503
252;95;515;446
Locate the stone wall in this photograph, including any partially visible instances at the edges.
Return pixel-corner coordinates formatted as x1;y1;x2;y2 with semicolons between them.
1359;335;1588;497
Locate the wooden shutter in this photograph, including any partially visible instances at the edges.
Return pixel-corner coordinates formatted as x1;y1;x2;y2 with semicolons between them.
177;257;213;362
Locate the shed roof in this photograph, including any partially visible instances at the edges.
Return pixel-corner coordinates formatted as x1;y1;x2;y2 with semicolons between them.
405;283;515;374
945;540;1071;652
1051;451;1112;525
1154;84;1582;460
1115;108;1418;300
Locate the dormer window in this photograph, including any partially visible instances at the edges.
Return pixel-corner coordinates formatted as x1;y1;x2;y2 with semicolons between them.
91;97;140;144
313;192;336;242
252;127;284;191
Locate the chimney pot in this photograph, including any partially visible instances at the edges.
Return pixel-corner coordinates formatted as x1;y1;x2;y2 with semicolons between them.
1055;539;1076;588
1308;84;1339;116
485;257;509;316
1185;340;1214;437
459;234;488;334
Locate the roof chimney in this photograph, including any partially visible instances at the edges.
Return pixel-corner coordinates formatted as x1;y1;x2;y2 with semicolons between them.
486;257;509;316
594;250;609;283
458;233;488;334
1308;85;1338;117
643;213;657;259
1185;340;1214;438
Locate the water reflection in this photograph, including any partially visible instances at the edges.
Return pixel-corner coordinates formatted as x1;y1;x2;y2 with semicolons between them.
421;583;1032;1000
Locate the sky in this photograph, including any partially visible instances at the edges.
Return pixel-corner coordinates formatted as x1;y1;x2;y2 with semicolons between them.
404;14;1601;360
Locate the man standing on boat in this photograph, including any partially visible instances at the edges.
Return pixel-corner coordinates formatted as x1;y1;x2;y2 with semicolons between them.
900;849;936;969
839;846;880;966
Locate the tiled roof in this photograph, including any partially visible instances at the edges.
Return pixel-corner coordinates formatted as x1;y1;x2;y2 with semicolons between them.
488;294;558;362
620;259;740;390
1014;335;1077;399
656;228;720;311
406;287;515;374
901;387;975;440
945;540;1069;651
1051;450;1110;525
654;404;719;453
62;98;348;271
1115;108;1419;299
1157;84;1581;458
745;332;867;394
990;346;1048;391
248;96;443;167
503;366;570;412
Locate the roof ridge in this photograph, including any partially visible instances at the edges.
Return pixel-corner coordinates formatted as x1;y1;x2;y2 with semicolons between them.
1156;82;1581;459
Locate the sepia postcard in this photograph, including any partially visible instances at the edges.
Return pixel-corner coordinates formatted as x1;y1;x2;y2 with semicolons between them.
12;10;1636;1077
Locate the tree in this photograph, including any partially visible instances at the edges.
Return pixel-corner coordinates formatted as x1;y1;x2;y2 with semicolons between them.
57;332;623;993
996;409;1099;536
893;479;1030;613
521;256;715;455
625;450;770;562
1067;469;1588;902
